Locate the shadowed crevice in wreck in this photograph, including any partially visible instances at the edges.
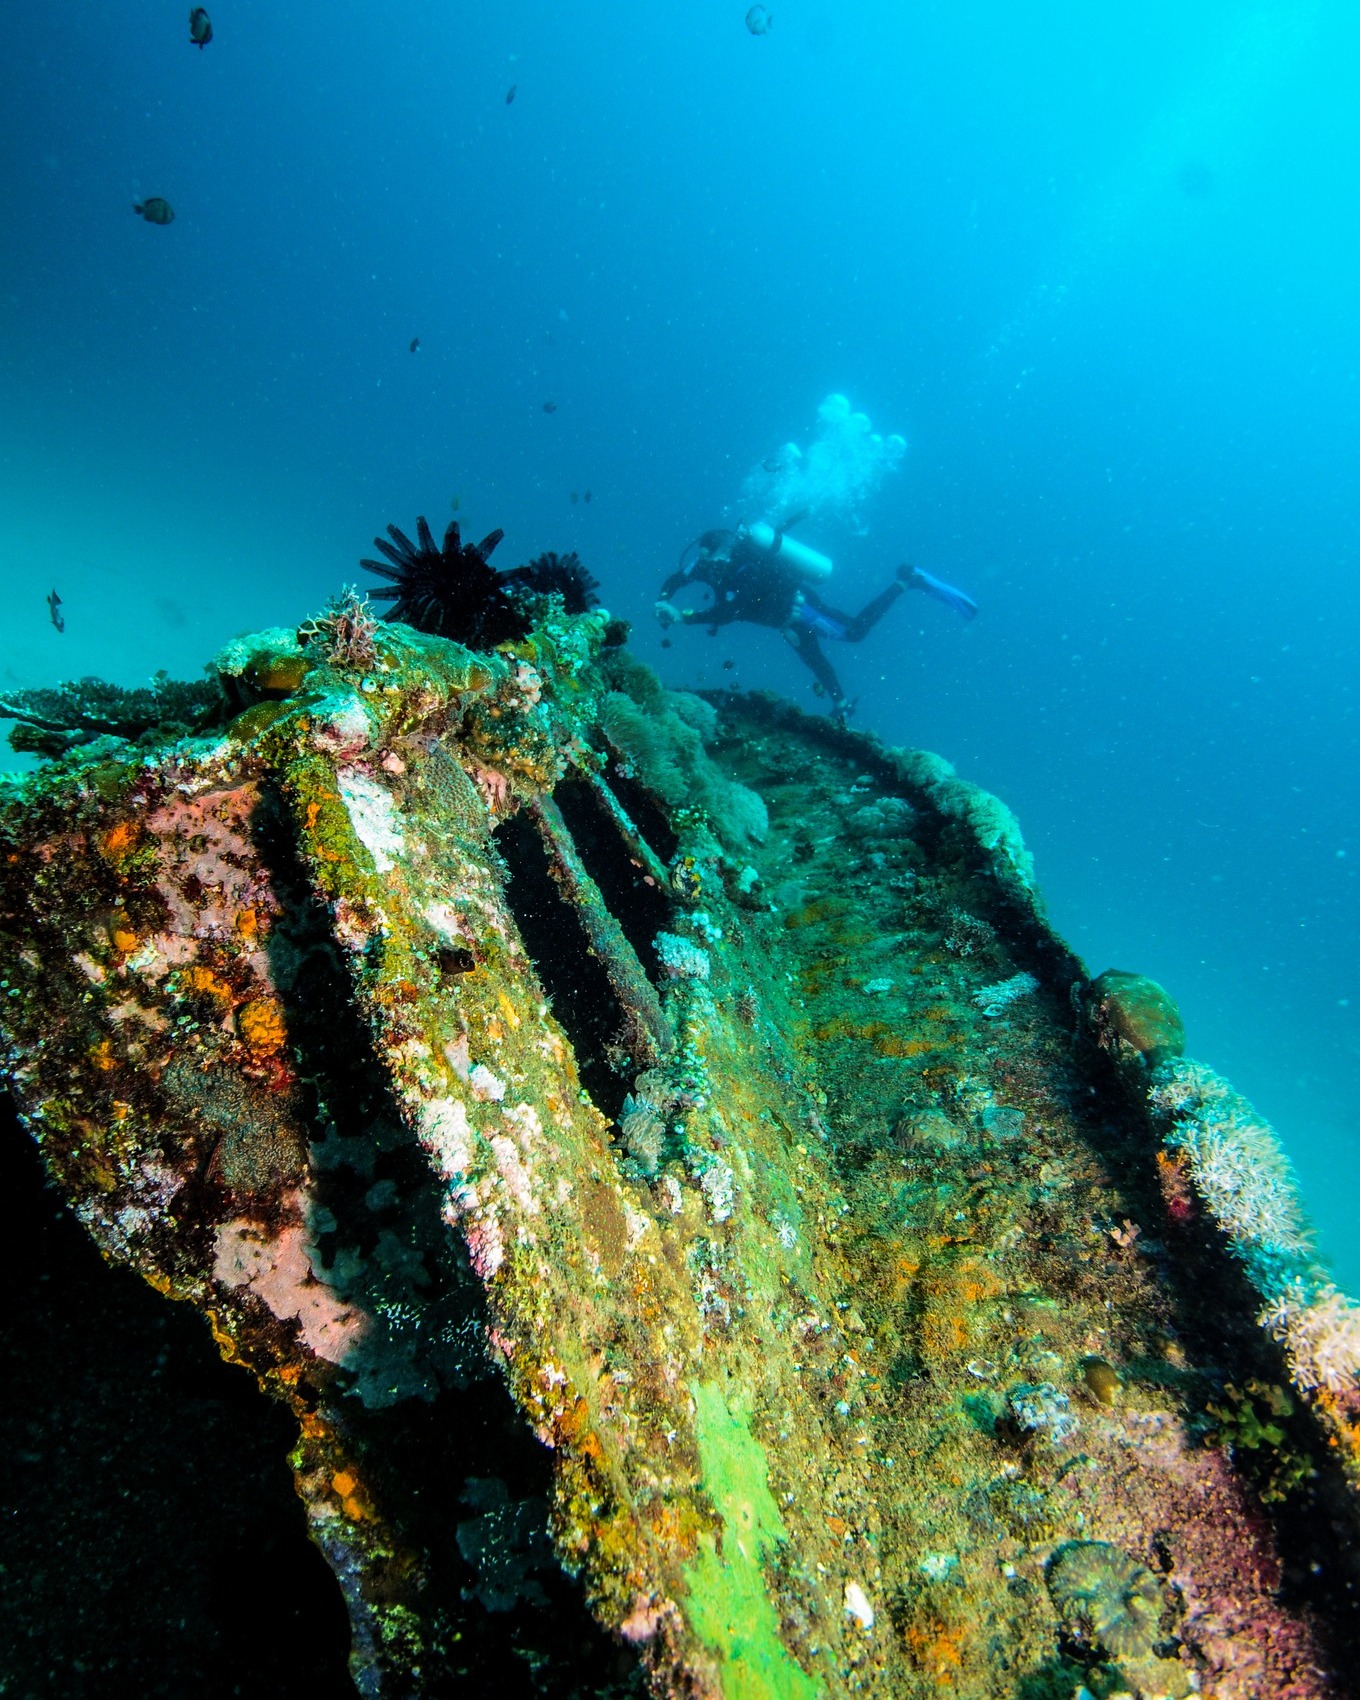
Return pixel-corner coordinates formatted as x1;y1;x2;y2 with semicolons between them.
249;786;649;1699
599;762;680;869
551;776;673;983
492;810;640;1126
0;1091;357;1700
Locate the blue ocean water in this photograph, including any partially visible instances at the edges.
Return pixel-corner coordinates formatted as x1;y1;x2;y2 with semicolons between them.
1;1;1355;1280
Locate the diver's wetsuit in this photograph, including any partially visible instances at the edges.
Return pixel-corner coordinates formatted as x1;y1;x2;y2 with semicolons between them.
658;529;905;716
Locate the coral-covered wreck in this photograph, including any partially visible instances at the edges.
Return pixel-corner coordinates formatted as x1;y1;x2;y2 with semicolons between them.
2;588;1359;1700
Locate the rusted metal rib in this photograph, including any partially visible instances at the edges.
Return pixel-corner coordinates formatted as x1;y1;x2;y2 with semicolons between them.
527;792;670;1067
582;768;671;889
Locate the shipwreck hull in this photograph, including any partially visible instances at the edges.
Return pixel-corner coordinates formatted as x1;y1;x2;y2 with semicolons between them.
1;609;1358;1699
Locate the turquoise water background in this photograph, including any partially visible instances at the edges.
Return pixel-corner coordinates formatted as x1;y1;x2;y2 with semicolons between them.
1;2;1355;1281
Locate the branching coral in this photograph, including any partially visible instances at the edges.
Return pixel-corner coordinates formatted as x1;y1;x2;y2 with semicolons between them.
972;971;1038;1019
1007;1381;1079;1446
890;747;1037;899
1146;1058;1360;1406
0;673;222;756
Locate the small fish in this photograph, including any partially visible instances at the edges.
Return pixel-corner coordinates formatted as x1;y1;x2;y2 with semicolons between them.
542;399;557;414
133;197;175;224
409;336;420;353
505;84;517;104
189;6;212;48
47;589;64;633
583;488;592;503
450;495;461;512
570;491;579;503
745;5;772;35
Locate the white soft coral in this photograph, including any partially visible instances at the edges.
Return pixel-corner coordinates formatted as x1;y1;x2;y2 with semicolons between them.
1261;1280;1360;1395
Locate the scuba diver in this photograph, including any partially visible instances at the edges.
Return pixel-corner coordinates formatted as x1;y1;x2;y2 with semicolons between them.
656;520;977;721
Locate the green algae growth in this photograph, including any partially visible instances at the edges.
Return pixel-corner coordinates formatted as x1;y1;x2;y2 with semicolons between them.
686;1380;823;1700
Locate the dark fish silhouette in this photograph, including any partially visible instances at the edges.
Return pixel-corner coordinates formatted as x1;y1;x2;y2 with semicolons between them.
542;400;557;414
745;5;772;34
133;197;175;225
409;336;420;353
47;590;64;633
189;7;212;48
583;489;592;503
506;84;517;104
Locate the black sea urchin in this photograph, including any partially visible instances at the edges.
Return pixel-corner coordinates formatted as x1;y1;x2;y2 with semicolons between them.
360;516;526;649
503;550;601;615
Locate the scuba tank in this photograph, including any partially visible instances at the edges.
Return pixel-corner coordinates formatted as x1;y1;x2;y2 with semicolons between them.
740;520;833;582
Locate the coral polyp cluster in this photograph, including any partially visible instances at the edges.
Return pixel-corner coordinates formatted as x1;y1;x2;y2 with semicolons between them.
1045;1540;1165;1660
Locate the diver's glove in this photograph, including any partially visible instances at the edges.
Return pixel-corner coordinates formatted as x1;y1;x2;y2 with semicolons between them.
654;600;680;628
899;564;978;621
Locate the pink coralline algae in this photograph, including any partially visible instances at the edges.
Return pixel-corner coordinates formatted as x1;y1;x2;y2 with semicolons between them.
213;1207;368;1364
